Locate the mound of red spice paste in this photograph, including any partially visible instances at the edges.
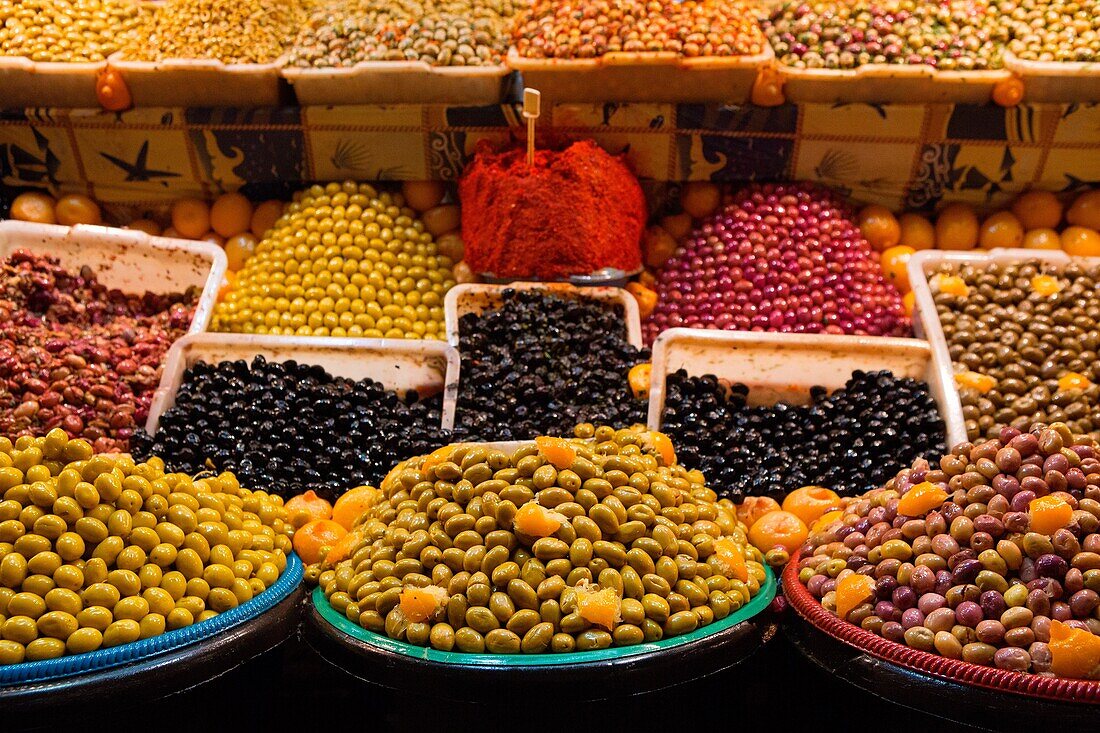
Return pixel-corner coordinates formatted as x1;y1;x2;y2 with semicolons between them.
458;140;645;280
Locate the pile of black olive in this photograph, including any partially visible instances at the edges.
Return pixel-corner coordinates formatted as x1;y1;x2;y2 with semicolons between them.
661;369;946;502
130;355;452;501
454;289;649;439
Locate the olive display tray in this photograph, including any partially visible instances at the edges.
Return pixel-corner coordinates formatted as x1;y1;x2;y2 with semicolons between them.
144;332;461;435
506;47;773;104
645;328;965;447
1004;51;1100;102
304;564;776;700
776;63;1011;104
0;555;304;712
782;553;1100;729
0;220;226;336
0;57;104;107
444;282;643;349
906;249;1100;447
106;53;287;107
283;61;510;105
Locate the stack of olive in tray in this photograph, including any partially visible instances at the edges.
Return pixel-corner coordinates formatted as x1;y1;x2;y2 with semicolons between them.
131;355;452;503
454;290;649;440
660;369;946;502
0;430;292;666
928;260;1100;443
313;427;766;654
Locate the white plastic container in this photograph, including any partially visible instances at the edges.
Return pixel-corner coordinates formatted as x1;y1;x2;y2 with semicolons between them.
0;58;104;107
0;220;226;335
777;63;1011;104
444;282;643;348
907;248;1100;445
144;333;460;435
283;62;509;105
507;46;772;104
646;328;964;447
108;53;284;106
1004;51;1100;102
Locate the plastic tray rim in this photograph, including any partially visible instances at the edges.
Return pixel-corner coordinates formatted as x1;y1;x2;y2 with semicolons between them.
311;561;775;667
0;554;302;686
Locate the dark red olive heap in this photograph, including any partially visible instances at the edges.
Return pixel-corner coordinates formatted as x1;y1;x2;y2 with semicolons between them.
0;250;197;452
643;183;909;344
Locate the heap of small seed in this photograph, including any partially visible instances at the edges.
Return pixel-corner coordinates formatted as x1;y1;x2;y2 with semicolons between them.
762;0;1008;70
1001;0;1100;63
124;0;306;64
289;0;516;68
512;0;764;59
931;260;1100;443
0;0;145;62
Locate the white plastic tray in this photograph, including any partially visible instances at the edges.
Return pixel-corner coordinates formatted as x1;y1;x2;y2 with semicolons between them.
0;220;225;335
777;63;1011;104
108;53;284;106
444;282;643;348
144;333;460;435
907;248;1100;444
506;46;772;104
0;58;104;107
1004;51;1100;102
283;61;509;105
646;328;964;447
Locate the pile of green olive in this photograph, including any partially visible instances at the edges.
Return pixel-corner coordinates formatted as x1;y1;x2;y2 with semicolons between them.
314;426;766;654
0;429;293;665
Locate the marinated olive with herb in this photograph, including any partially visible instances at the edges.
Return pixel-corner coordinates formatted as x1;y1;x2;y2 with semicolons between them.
314;427;766;653
802;422;1100;678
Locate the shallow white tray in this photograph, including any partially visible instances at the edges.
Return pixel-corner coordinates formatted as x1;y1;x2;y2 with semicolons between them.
907;248;1100;445
444;282;643;348
0;220;225;335
145;333;460;435
646;328;964;447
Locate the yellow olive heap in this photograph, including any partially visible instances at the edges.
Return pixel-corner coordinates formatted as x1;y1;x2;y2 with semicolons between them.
314;427;766;654
0;430;292;666
0;0;144;62
212;182;457;340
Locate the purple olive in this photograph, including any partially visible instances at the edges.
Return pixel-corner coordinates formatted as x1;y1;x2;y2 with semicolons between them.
917;593;947;615
882;621;905;642
956;600;984;627
910;566;936;594
1034;553;1068;579
1070;589;1100;617
980;590;1007;619
952;558;982;584
875;600;900;622
901;607;925;629
893;585;917;610
1011;490;1037;513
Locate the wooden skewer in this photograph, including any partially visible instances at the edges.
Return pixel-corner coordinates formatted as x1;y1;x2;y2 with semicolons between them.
523;88;541;167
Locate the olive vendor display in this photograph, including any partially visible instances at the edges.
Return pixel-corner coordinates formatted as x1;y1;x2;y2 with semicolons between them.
0;249;200;453
0;429;294;667
311;427;768;654
927;259;1100;443
796;422;1100;678
211;181;457;340
454;289;648;440
130;354;453;503
660;369;946;502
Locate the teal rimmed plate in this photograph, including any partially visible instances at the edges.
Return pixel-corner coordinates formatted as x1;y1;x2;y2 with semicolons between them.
304;563;776;699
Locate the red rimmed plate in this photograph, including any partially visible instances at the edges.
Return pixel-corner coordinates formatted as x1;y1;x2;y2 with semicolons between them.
783;550;1100;728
